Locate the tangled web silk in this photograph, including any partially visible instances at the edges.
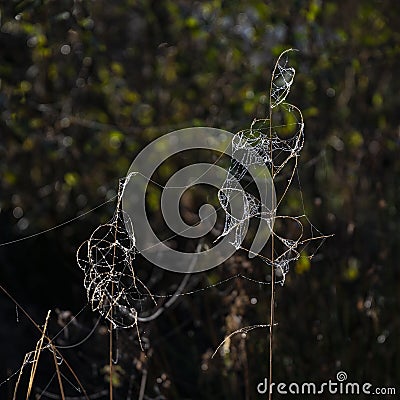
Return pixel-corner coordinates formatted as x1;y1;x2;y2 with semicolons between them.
77;173;155;329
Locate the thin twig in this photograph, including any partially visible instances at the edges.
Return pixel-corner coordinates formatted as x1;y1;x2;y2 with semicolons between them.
51;344;66;400
109;317;113;400
268;50;279;400
109;179;123;400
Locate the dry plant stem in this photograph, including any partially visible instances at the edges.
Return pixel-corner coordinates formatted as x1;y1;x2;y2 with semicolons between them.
240;337;250;400
51;344;66;400
109;194;121;400
268;59;277;400
0;284;90;400
109;307;113;400
268;240;275;400
26;310;51;399
138;368;148;400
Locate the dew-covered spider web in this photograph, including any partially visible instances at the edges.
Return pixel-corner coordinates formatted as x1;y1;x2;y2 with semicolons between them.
76;172;157;330
217;48;327;286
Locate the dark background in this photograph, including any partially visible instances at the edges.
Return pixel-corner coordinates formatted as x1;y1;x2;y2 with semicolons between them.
1;0;399;399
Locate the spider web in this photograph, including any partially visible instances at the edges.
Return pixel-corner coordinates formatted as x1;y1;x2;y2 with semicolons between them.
217;49;326;286
76;172;155;330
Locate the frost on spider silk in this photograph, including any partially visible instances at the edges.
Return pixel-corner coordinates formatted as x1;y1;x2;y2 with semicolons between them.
217;49;309;285
76;173;155;329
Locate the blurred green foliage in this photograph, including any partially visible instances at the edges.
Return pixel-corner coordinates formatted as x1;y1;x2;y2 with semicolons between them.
1;0;400;399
